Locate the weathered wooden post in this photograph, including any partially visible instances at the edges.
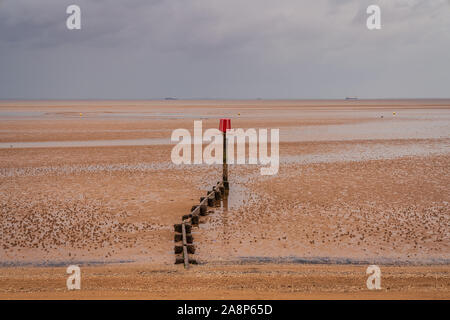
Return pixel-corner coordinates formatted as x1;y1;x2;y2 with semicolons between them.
181;222;190;269
174;222;194;266
214;187;221;200
199;204;207;216
191;214;199;225
219;118;231;190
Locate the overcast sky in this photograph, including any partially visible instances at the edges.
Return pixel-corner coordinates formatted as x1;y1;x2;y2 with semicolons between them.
0;0;449;99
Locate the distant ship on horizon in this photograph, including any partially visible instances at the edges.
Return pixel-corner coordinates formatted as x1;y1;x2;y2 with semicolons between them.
345;97;358;100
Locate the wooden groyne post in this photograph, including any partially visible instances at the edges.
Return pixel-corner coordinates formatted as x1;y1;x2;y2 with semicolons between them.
174;181;225;268
181;222;189;269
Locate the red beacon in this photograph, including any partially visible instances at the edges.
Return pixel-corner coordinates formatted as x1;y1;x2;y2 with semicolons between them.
219;118;231;133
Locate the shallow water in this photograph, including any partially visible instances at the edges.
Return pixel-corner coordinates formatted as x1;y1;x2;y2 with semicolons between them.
282;140;450;165
234;256;450;266
1;114;449;149
0;259;134;268
0;138;169;149
281;119;450;142
0;110;220;120
0;111;45;119
1;139;448;178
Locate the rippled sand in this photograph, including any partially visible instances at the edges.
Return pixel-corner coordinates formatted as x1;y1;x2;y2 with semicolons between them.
0;100;449;298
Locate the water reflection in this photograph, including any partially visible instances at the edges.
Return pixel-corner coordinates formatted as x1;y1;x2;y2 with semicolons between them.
220;187;229;253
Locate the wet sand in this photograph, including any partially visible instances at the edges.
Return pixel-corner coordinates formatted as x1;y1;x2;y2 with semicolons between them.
0;100;449;299
1;263;448;300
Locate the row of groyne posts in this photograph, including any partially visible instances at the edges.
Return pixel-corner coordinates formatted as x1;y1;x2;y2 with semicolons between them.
174;119;231;269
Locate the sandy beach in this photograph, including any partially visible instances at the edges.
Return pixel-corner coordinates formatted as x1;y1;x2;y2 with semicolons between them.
0;100;449;299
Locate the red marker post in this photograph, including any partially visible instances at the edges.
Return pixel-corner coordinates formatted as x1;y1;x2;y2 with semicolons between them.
219;119;231;189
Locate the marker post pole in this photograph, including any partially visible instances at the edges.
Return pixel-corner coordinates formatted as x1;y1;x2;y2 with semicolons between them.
219;119;231;189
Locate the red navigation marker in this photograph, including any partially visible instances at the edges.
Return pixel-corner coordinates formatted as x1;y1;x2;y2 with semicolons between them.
219;118;231;132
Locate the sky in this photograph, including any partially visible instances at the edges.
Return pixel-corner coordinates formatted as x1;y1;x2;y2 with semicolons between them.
0;0;449;100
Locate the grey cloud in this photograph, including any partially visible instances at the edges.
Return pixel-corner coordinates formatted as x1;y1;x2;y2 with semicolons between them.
0;0;449;99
